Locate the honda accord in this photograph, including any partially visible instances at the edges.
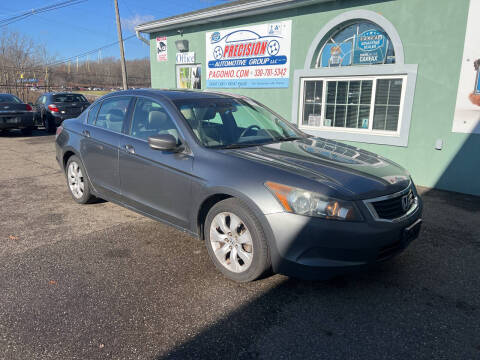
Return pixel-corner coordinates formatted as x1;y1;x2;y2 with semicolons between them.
55;89;422;282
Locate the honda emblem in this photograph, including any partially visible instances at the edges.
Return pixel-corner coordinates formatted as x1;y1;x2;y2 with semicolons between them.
401;195;410;212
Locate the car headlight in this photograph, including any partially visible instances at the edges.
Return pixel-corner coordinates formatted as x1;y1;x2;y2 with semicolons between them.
265;181;362;221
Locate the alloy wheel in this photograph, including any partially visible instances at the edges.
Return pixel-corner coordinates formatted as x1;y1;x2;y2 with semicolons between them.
67;161;84;199
209;212;254;273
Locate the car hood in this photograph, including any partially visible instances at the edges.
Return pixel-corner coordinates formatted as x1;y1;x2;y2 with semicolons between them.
226;137;411;200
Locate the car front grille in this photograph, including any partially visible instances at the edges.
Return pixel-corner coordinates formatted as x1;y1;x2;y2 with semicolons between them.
365;186;417;222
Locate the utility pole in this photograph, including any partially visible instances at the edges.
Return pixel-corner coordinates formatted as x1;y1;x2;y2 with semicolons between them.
114;0;128;90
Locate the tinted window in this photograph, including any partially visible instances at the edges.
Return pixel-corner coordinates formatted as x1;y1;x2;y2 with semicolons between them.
130;98;179;142
95;97;131;133
87;102;101;124
53;94;88;102
0;94;21;103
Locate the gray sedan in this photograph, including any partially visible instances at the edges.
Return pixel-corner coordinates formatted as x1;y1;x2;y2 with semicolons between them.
55;89;422;282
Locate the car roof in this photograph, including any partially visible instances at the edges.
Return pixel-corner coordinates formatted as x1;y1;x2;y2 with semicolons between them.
102;88;242;101
43;92;84;96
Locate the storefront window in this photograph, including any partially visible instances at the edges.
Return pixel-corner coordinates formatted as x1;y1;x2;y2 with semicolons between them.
295;11;416;146
299;19;406;135
301;75;405;133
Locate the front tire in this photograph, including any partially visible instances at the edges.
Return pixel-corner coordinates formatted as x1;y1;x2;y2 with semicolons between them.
205;198;270;282
65;155;95;204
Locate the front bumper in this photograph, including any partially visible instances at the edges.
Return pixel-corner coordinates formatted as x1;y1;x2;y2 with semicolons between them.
265;197;422;280
0;114;34;130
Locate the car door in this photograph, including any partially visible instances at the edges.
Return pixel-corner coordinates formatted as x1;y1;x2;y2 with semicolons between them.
118;96;193;228
80;96;133;201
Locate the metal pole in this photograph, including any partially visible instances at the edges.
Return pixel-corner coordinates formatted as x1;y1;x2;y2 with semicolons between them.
114;0;128;90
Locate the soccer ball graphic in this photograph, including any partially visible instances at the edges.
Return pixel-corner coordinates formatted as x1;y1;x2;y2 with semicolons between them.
213;46;223;60
267;40;280;56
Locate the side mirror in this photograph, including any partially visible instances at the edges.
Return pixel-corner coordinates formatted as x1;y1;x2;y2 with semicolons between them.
28;102;34;106
148;134;178;151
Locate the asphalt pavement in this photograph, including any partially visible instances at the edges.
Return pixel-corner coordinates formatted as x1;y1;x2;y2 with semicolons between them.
0;129;479;360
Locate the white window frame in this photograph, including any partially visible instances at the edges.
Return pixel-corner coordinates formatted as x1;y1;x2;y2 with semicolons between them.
298;74;408;137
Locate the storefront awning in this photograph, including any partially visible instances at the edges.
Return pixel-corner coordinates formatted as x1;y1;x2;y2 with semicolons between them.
135;0;336;34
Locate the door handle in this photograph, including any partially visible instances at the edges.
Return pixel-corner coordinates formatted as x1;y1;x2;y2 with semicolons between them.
124;144;135;154
82;130;90;137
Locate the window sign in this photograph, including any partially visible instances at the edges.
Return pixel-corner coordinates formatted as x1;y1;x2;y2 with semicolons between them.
176;64;202;89
156;36;167;62
317;21;395;68
176;52;195;64
206;20;292;88
320;41;353;67
353;29;388;65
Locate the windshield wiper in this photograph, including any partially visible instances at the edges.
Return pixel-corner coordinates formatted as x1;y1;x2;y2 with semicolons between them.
274;136;302;142
216;143;258;149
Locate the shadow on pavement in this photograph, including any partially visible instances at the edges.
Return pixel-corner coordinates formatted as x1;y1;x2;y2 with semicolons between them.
156;253;479;359
0;128;52;138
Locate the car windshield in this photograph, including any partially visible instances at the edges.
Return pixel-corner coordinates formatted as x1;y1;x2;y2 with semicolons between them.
53;94;87;103
174;97;303;148
0;94;21;103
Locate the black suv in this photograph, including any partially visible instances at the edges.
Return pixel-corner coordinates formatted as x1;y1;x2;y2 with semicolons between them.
34;93;90;132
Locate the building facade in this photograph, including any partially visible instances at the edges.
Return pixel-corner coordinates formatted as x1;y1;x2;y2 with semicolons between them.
136;0;480;196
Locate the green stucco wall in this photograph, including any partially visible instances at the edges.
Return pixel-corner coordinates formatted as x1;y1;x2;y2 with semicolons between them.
148;0;480;196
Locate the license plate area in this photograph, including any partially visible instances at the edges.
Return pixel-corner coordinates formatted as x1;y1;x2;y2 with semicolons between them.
403;218;422;243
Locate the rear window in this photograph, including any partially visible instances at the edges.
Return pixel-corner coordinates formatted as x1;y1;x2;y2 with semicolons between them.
0;94;21;103
53;94;87;103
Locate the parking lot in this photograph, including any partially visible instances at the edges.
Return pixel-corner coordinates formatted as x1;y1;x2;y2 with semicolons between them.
0;129;479;360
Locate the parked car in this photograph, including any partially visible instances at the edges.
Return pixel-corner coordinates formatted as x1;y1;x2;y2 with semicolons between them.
0;93;35;135
34;92;90;133
55;89;422;282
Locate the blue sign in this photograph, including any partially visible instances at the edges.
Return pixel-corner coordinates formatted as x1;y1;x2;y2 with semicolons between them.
353;29;388;65
320;41;352;67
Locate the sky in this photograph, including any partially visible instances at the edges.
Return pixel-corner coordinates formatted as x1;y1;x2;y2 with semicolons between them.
0;0;229;62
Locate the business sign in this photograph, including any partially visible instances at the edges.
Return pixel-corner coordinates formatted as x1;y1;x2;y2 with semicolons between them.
452;0;480;134
176;52;195;64
206;20;291;88
320;41;353;67
353;29;388;65
156;36;167;62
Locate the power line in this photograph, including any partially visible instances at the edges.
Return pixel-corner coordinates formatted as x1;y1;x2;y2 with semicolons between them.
0;0;87;28
46;34;136;67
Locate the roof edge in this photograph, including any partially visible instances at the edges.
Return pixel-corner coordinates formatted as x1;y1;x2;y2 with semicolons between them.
135;0;336;34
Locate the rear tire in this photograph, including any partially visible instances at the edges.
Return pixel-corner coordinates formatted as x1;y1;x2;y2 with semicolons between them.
21;127;33;136
65;155;96;204
43;115;56;133
205;198;270;282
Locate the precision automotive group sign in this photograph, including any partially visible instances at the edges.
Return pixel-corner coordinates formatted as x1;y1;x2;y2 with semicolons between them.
206;20;292;88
